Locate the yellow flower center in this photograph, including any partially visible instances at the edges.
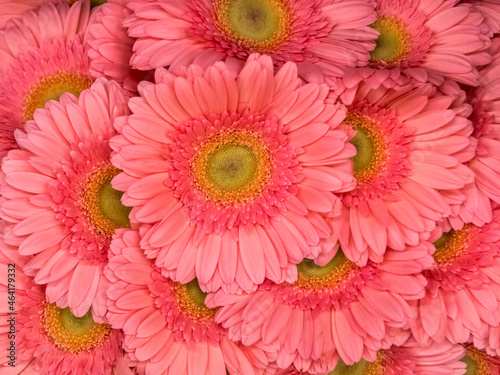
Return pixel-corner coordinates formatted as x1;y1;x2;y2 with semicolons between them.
330;351;386;375
296;250;356;290
172;279;219;321
80;164;131;237
345;112;389;184
461;344;493;375
370;15;412;66
432;225;472;266
190;130;273;205
214;0;292;52
22;72;93;124
42;303;111;353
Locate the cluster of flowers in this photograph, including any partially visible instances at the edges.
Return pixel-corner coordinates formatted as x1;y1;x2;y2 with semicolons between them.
1;0;500;374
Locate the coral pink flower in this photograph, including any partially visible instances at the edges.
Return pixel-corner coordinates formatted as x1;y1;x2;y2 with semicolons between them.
265;337;466;375
111;54;356;293
325;82;474;265
123;0;378;86
88;0;154;93
105;228;273;375
449;38;500;228
208;243;432;373
342;0;491;90
0;235;132;375
0;78;131;321
412;209;500;346
0;1;93;158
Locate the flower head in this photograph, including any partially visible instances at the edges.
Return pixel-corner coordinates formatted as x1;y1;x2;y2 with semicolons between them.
0;78;131;321
209;243;432;373
342;0;491;90
412;208;500;346
105;228;272;375
111;54;356;293
123;0;378;86
322;82;474;265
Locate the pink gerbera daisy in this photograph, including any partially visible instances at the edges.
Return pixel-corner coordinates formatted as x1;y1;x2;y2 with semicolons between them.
324;82;474;265
105;228;274;375
266;337;466;375
0;1;93;158
343;0;491;90
0;78;131;321
111;54;356;293
0;235;133;375
412;208;500;346
208;242;432;373
88;0;154;93
123;0;378;86
449;38;500;228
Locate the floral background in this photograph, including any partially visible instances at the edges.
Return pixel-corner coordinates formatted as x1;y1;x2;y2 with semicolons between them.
1;0;500;374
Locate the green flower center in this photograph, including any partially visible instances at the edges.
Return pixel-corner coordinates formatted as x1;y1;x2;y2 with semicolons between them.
215;0;291;52
43;304;111;353
23;72;93;123
461;344;493;375
191;130;273;205
80;164;131;237
330;352;386;375
370;16;411;65
296;250;355;290
344;112;388;184
173;279;219;321
432;225;471;266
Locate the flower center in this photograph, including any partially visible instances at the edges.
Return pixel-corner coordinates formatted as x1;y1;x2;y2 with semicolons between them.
432;225;472;266
42;303;111;353
172;279;219;321
461;344;493;375
296;250;356;290
214;0;292;52
190;129;273;205
22;72;93;124
345;112;389;184
330;352;386;375
80;164;132;237
370;15;411;66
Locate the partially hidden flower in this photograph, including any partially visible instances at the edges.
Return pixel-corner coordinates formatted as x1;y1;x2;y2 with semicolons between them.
208;243;432;373
0;0;93;158
412;208;500;346
105;228;274;375
0;78;131;321
342;0;491;90
322;82;474;265
123;0;378;86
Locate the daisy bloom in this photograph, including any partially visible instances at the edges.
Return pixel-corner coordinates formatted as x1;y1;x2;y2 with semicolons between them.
208;242;432;373
88;0;154;93
111;54;356;293
343;0;491;90
0;78;131;321
0;0;93;158
412;208;500;346
450;37;500;227
324;82;474;265
123;0;378;86
105;228;273;375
